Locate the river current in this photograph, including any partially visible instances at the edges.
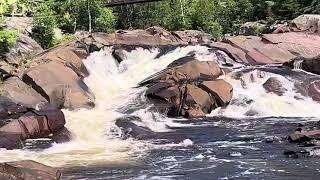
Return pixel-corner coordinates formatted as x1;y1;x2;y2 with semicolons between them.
1;45;320;179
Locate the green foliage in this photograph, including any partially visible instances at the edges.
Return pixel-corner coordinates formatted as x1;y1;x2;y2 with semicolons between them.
31;1;56;49
0;30;17;55
95;8;117;33
6;0;318;48
52;33;75;46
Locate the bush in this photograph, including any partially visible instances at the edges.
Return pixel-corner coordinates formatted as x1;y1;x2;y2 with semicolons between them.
31;2;57;49
52;33;75;46
0;30;17;55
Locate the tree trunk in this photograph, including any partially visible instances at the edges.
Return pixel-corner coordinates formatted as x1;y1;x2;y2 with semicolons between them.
87;0;92;33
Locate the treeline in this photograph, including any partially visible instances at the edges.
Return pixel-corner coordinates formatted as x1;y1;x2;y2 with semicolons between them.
0;0;319;50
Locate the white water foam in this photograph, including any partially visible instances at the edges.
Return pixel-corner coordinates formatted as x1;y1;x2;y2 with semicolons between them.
0;45;319;167
211;69;320;118
0;45;219;167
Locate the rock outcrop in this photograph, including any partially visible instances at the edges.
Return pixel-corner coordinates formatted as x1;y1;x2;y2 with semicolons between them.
0;104;66;150
0;160;61;180
0;77;48;108
22;61;94;110
143;58;233;118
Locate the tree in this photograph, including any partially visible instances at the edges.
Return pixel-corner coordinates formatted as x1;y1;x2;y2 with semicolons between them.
31;1;57;48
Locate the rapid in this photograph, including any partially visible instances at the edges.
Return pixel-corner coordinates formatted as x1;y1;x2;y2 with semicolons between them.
1;45;320;179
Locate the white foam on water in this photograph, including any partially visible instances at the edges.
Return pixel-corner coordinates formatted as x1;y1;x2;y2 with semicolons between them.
211;69;320;118
0;45;218;167
0;45;319;167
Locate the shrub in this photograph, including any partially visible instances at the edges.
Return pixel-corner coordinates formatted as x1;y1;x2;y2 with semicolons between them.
52;33;75;46
0;30;17;55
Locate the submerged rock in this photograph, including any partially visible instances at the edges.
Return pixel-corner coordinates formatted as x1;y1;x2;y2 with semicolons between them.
115;116;188;143
0;160;61;180
263;77;287;96
115;116;156;140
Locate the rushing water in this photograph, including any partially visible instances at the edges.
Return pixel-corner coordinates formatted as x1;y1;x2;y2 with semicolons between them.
1;45;320;179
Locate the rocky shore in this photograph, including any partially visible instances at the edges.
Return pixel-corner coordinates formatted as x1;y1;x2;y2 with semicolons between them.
0;14;320;179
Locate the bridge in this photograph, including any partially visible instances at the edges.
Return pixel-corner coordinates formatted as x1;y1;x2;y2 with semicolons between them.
105;0;164;7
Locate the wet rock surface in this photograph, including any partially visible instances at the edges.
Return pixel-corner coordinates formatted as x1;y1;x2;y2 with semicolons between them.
0;104;67;150
142;58;232;118
0;160;61;180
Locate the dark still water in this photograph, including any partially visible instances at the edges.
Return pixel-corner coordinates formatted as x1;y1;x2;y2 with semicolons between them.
62;117;320;180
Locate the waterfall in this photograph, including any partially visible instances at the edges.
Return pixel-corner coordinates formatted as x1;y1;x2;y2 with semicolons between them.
293;60;304;70
0;45;319;167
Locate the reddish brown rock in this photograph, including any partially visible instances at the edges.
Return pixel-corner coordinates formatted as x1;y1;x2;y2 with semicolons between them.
0;160;61;180
289;130;320;143
22;61;94;110
199;80;233;106
0;105;65;140
263;77;287;96
144;59;232;118
0;77;47;108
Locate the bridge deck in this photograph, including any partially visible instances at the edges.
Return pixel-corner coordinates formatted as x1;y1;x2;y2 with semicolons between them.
105;0;163;7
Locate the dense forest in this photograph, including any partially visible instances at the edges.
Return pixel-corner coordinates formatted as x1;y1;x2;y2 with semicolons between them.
0;0;319;50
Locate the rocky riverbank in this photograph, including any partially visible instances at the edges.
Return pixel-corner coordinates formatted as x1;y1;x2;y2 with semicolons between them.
0;14;320;179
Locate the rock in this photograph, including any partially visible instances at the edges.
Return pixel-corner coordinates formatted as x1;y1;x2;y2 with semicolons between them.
76;30;181;50
143;58;232;118
291;14;320;33
5;33;43;66
0;133;23;150
172;30;213;44
263;77;287;96
289;130;320;143
0;104;65;144
5;17;33;34
146;26;180;42
158;60;222;84
146;80;232;118
32;45;89;77
0;160;61;180
51;127;73;143
238;20;268;35
22;61;94;110
0;77;48;108
199;80;233;106
285;55;320;75
307;80;320;102
115;116;156;140
115;116;188;143
283;149;310;158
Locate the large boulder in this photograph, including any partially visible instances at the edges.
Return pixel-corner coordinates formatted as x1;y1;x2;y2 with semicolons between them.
0;104;66;149
172;30;214;44
5;17;33;34
0;77;48;108
0;160;61;180
31;44;89;77
144;59;222;85
76;29;181;51
144;59;232;118
1;34;43;77
291;14;320;33
238;20;268;35
5;34;43;66
22;61;94;110
146;80;232;118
